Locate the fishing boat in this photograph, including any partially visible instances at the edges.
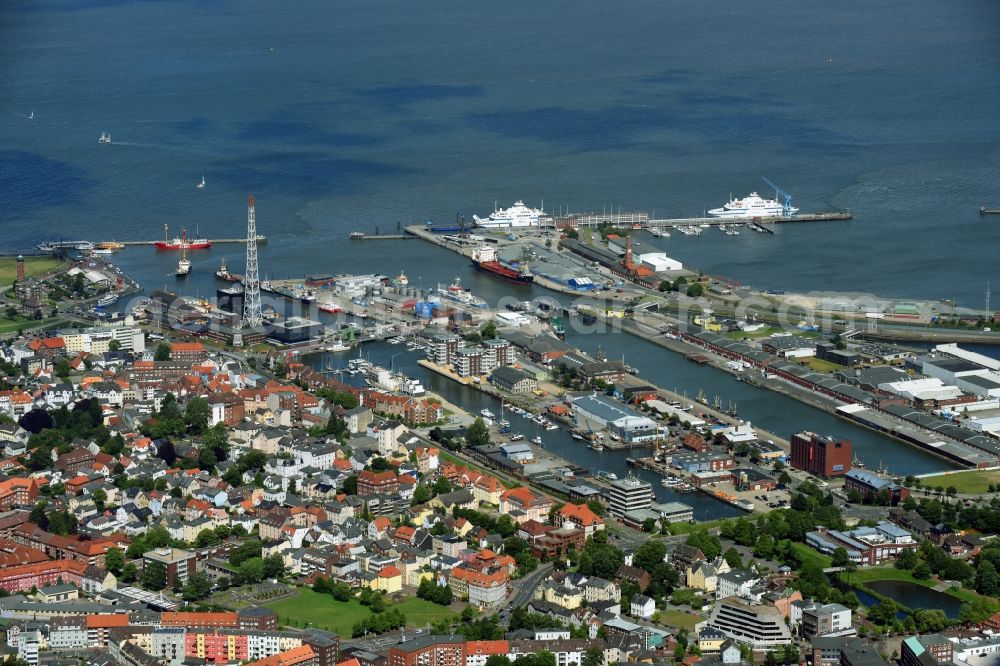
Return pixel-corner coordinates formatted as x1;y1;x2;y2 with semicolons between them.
197;174;206;190
318;304;343;314
98;131;111;144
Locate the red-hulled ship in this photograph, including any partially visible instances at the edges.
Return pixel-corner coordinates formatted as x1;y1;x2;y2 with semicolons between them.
470;245;534;284
155;224;212;250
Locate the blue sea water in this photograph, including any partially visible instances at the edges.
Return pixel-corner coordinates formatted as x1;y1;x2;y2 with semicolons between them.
2;0;999;305
5;0;999;488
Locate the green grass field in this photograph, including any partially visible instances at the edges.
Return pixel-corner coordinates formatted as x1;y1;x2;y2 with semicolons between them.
804;358;848;372
0;257;65;285
657;610;702;631
919;470;1000;494
789;542;833;569
266;589;457;634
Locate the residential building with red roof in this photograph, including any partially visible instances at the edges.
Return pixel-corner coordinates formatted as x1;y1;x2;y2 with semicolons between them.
556;503;605;537
499;487;553;524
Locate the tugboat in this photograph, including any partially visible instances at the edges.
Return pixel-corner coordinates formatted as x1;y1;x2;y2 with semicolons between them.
175;246;191;277
215;257;238;282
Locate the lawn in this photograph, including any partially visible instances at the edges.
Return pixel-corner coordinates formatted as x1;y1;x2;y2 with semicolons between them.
724;326;781;340
266;588;457;634
804;358;848;373
0;316;64;335
789;541;832;569
919;470;1000;494
657;610;702;631
0;257;64;285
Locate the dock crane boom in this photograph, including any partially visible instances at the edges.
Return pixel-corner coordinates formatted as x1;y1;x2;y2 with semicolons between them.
762;177;793;216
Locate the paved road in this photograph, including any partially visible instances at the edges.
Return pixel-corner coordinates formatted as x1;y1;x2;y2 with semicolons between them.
507;561;554;612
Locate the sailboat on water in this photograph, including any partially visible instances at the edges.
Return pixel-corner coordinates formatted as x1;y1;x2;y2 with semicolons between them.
28;111;34;120
197;174;206;190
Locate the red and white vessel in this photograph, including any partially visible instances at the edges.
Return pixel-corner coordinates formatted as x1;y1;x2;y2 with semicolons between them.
155;224;212;250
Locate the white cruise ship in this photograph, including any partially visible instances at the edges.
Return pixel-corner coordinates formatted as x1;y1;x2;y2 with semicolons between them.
473;200;547;228
707;192;798;218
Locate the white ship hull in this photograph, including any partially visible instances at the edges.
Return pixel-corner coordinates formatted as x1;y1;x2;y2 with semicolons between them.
473;199;547;228
708;191;798;218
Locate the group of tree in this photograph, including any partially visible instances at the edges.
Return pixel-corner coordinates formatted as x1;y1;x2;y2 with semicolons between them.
447;611;505;640
222;450;267;486
312;576;354;602
29;501;78;535
20;398;122;471
350;608;405;638
576;530;624;580
501;535;539;576
452;507;517;538
417;578;454;605
314;387;360;410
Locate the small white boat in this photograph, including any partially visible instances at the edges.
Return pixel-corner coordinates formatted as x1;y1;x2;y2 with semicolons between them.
605;472;618;481
28;111;34;120
480;409;495;419
571;433;584;441
99;131;111;144
197;174;206;189
509;434;524;442
328;338;352;352
545;424;559;431
589;442;604;451
97;293;117;307
531;436;543;445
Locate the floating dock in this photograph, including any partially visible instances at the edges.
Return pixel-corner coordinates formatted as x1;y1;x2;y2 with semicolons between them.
349;232;414;241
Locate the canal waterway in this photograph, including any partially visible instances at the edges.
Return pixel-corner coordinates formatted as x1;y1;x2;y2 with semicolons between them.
855;580;964;619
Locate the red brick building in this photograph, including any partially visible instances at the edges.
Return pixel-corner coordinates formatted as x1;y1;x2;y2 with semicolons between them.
171;341;208;364
357;470;399;497
790;432;852;477
389;636;465;666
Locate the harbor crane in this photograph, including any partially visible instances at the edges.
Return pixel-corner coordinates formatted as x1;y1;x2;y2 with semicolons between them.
762;177;794;216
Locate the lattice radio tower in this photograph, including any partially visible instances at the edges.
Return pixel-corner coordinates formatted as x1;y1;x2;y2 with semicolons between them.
241;194;263;329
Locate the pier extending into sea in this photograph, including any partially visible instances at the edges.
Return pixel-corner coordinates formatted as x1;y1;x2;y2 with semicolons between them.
107;236;268;246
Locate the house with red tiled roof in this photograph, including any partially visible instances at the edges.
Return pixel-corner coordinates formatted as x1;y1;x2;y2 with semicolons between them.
28;337;65;360
368;516;392;539
371;565;402;593
500;487;553;524
556;502;605;537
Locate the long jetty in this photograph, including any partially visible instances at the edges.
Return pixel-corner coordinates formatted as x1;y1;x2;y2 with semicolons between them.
104;237;267;246
646;211;852;227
